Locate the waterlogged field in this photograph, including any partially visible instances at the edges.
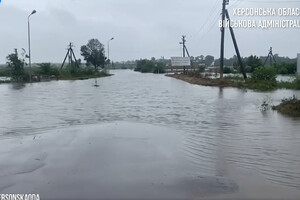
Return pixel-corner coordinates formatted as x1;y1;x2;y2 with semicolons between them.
0;70;300;199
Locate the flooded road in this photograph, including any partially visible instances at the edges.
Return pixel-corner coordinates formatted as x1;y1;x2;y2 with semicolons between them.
0;70;300;198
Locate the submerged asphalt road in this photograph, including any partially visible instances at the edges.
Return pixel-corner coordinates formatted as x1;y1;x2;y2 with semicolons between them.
0;70;300;199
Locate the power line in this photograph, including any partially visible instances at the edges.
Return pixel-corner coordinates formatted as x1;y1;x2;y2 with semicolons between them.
228;0;244;9
194;0;220;36
197;12;222;42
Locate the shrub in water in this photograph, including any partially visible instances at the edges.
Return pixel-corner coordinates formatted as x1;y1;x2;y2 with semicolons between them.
251;66;277;82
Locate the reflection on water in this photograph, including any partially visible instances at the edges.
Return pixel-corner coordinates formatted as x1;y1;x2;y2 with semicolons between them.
10;82;26;90
0;70;300;189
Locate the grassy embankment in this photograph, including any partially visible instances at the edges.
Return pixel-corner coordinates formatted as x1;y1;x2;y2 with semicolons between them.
167;73;300;91
273;96;300;117
167;63;300;92
167;66;300;117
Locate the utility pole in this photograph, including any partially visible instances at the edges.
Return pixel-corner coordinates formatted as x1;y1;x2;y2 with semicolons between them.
182;35;186;58
180;35;192;73
61;42;80;69
180;35;186;73
264;47;276;66
220;0;228;79
219;0;247;79
225;10;247;79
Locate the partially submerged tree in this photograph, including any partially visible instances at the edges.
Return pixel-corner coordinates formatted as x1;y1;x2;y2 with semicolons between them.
80;39;106;71
6;49;25;81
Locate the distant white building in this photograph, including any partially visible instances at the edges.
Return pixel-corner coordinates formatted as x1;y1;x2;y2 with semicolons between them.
298;53;300;74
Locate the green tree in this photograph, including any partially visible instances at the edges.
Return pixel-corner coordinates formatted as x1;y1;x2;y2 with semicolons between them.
80;39;106;71
153;62;166;74
6;49;25;81
205;55;214;66
135;59;155;73
246;55;262;72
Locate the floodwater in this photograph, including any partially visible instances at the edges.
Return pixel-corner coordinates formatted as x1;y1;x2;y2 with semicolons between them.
0;70;300;199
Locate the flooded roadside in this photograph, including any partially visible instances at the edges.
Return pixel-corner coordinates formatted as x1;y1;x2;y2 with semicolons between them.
0;122;299;199
0;70;300;199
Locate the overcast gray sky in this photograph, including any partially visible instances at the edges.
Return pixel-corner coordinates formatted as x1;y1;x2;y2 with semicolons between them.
0;0;299;64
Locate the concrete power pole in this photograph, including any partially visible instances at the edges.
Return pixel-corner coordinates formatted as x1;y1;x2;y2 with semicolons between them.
220;0;228;79
219;0;247;79
181;36;186;73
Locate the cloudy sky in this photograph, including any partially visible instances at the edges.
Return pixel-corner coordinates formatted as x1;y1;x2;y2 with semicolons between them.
0;0;299;64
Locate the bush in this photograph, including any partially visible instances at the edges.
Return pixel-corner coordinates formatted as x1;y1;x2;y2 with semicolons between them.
223;67;233;74
135;60;166;74
198;66;205;73
153;62;166;74
273;95;300;117
59;64;100;78
38;63;59;76
246;55;262;72
251;66;277;82
273;62;296;74
294;75;300;90
249;80;277;90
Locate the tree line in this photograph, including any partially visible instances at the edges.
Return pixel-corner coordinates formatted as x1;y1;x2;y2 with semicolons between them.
1;39;109;82
129;54;297;75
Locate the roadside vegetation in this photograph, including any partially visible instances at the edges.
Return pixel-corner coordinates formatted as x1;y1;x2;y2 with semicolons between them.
134;59;166;74
0;62;108;84
273;95;300;117
166;53;299;91
0;39;111;84
167;65;300;91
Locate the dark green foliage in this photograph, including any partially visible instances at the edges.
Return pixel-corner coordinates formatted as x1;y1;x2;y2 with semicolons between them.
6;49;25;81
295;76;300;90
251;66;277;82
273;95;300;117
59;64;96;78
153;62;166;74
38;63;59;76
198;66;205;73
246;55;262;72
135;60;166;74
273;62;296;74
264;54;296;66
0;67;10;77
204;55;214;66
135;59;155;73
223;67;233;74
248;80;277;90
81;39;106;71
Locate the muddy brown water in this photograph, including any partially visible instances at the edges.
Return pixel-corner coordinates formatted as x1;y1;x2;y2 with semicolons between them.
0;70;300;199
